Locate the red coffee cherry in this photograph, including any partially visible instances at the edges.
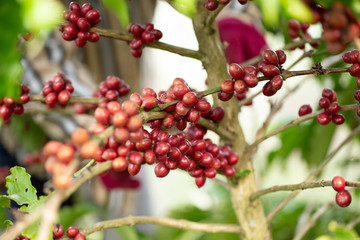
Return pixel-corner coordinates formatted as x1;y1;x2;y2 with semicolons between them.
298;104;312;116
336;190;352;207
53;224;65;239
332;176;346;192
263;49;279;65
317;112;331;125
67;226;80;238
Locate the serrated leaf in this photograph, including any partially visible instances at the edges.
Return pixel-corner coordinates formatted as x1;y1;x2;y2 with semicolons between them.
0;195;11;208
6;166;38;206
101;0;130;29
20;195;47;212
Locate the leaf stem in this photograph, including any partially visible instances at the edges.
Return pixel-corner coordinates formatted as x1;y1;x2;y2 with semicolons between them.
91;27;203;60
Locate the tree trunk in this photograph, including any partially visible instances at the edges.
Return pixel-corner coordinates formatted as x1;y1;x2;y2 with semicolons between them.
192;1;271;239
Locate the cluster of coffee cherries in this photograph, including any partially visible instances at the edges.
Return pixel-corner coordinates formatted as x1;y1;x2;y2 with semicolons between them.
94;123;237;188
139;78;224;131
205;0;248;11
42;73;74;108
219;49;286;101
73;75;131;114
343;49;360;77
316;88;344;125
60;2;101;48
259;49;287;96
150;125;238;187
93;75;130;101
332;176;351;207
42;140;77;189
53;224;85;240
128;23;163;58
342;49;360;117
220;63;258;102
14;225;85;240
287;19;319;49
303;1;360;53
0;84;30;124
43;93;237;188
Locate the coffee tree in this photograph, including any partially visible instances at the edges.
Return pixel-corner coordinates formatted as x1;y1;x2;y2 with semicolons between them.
1;0;360;239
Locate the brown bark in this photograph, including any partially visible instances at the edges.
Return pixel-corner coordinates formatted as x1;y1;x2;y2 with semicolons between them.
192;1;271;239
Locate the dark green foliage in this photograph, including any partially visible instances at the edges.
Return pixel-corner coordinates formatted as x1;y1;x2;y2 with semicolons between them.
10;115;48;152
0;0;24;100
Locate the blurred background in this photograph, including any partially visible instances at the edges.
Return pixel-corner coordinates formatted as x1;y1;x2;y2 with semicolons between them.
1;0;360;239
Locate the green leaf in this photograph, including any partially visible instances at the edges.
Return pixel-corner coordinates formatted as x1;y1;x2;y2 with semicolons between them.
0;195;11;208
22;220;41;239
258;0;280;29
172;0;197;18
59;203;98;229
6;166;38;206
3;220;13;227
115;226;139;240
313;0;335;8
0;0;23;100
328;221;359;239
235;169;250;178
101;0;130;29
280;0;314;23
10;115;48;152
20;195;47;212
268;119;336;168
19;0;64;33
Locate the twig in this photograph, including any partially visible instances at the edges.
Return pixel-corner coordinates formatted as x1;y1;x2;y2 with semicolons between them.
73;159;96;178
282;67;349;80
237;90;262;107
30;95;103;105
139;110;235;141
254;84;300;146
286;50;314;70
249;103;359;149
293;203;332;240
240;38;322;67
212;178;229;190
266;125;360;221
59;216;242;239
36;191;65;240
196;117;235;141
205;4;226;28
91;27;203;60
250;180;360;200
347;216;360;229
